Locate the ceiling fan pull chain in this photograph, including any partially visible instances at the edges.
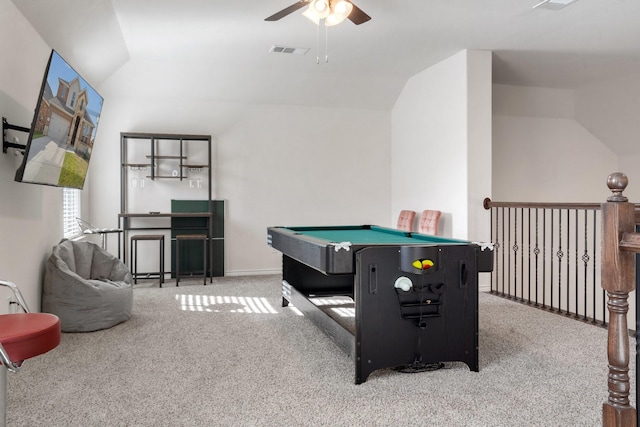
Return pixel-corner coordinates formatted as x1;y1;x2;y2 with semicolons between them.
325;25;329;63
315;21;320;64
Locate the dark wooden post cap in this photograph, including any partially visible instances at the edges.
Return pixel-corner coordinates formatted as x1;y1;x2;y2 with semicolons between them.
607;172;628;202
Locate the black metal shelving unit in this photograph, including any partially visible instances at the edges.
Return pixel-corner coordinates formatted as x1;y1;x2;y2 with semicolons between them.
119;132;224;279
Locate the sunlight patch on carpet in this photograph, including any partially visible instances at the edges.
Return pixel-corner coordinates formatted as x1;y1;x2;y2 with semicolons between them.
176;294;278;314
282;297;356;318
329;307;355;317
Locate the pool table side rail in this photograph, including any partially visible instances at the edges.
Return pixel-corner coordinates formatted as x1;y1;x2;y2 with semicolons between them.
267;226;494;274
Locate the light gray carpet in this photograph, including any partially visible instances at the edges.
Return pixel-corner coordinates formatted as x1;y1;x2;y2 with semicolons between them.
7;275;636;426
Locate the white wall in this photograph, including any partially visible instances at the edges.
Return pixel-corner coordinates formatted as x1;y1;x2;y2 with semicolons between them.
391;50;492;242
575;75;640;158
0;0;67;311
466;50;493;246
493;84;575;119
492;84;618;202
575;77;640;203
90;74;392;275
619;154;640;203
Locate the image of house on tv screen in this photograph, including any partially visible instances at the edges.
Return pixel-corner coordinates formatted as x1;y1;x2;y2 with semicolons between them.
19;51;103;189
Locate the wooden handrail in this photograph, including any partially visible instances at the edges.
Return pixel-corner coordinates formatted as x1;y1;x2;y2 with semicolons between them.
484;198;640;211
620;232;640;253
483;198;601;210
485;197;640;226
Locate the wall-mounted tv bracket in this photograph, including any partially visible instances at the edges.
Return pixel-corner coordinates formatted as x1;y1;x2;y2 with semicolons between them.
2;117;28;153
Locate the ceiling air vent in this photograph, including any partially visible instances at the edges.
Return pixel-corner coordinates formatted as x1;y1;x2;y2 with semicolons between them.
270;45;310;55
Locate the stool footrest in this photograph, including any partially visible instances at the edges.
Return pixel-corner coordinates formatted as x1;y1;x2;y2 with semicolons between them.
176;234;207;240
132;235;165;241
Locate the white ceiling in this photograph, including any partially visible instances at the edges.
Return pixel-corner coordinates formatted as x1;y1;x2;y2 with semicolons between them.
11;0;640;110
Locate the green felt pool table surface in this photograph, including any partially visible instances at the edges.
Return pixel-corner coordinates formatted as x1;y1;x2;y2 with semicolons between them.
286;225;468;246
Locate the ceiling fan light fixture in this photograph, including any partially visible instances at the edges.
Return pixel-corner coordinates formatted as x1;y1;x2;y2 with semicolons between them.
324;13;346;27
309;0;330;18
333;0;353;16
302;7;321;25
325;0;353;26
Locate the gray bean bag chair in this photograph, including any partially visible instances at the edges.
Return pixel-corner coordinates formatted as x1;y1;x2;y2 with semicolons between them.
43;239;133;332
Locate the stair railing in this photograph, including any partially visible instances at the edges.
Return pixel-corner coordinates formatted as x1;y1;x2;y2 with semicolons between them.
485;172;640;426
482;198;605;324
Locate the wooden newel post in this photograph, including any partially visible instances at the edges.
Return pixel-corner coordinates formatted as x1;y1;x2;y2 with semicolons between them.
601;172;637;427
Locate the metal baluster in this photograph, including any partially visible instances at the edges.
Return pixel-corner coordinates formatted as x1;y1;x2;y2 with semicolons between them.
534;208;540;307
549;209;555;310
582;209;590;321
565;208;570;315
542;209;547;309
520;207;524;301
598;209;605;324
599;208;607;326
501;207;506;297
557;209;564;313
511;208;518;299
494;206;500;294
593;211;604;323
574;209;578;319
527;208;532;304
576;209;580;317
508;207;512;298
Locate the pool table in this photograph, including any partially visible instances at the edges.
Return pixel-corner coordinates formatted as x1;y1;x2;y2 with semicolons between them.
267;225;493;384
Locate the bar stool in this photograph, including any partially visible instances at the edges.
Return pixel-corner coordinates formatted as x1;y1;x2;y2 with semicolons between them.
175;234;207;285
76;217;122;255
0;280;61;425
130;234;165;287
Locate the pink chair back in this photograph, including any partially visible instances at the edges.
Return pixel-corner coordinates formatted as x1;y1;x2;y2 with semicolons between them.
419;210;441;235
396;210;416;231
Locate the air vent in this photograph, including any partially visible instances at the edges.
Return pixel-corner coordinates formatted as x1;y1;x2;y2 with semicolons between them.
270;45;310;55
532;0;579;10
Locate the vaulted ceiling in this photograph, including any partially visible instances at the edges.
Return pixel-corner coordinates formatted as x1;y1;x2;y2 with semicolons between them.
12;0;640;111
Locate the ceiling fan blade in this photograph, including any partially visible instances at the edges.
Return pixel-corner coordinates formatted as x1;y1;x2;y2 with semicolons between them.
348;2;371;25
265;1;310;21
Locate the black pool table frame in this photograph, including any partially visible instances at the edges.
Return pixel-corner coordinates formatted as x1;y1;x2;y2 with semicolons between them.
267;225;493;384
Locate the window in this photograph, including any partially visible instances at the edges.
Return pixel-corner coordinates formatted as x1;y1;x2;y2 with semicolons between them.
82;123;91;143
63;188;81;238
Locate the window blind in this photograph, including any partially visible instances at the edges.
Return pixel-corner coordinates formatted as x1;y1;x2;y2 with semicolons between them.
63;188;81;238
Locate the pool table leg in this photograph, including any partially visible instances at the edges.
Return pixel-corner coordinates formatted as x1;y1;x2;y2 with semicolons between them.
281;280;291;307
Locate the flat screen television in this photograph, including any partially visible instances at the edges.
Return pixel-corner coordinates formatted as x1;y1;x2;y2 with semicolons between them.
14;49;104;190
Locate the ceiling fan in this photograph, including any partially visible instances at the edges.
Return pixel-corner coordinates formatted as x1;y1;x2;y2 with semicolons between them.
265;0;371;26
